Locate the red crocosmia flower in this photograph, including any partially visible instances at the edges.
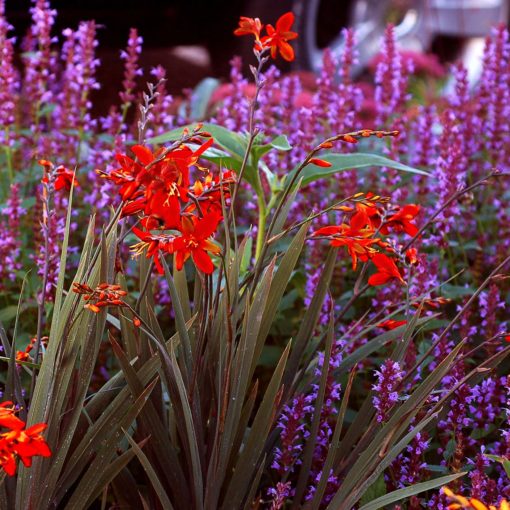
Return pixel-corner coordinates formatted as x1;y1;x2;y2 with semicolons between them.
505;335;510;343
171;212;222;274
191;170;236;214
1;424;51;471
40;161;78;192
309;158;332;168
313;207;380;270
261;12;298;61
0;444;17;476
368;253;405;286
8;423;51;467
0;402;51;476
131;228;175;274
53;165;78;191
145;191;181;229
405;247;419;265
234;16;263;40
0;402;25;431
377;319;407;330
411;296;451;310
355;201;381;230
381;204;420;237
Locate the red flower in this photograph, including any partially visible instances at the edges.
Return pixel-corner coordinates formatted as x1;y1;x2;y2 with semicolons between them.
260;12;298;61
0;402;51;476
0;402;24;431
1;424;51;474
405;247;419;265
381;204;420;237
313;208;379;270
368;253;405;286
377;319;407;330
40;160;78;192
131;229;175;274
191;170;236;215
72;282;129;313
99;137;214;230
8;423;51;467
0;443;17;476
171;212;222;274
53;165;78;191
309;158;332;168
234;16;263;40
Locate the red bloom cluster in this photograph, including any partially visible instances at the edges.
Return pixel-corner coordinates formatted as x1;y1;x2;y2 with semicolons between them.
16;336;48;363
234;12;298;62
72;282;128;313
312;193;420;286
39;159;78;192
97;127;234;274
0;402;51;476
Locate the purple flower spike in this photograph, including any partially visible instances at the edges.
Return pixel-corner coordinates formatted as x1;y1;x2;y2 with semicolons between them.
372;359;404;423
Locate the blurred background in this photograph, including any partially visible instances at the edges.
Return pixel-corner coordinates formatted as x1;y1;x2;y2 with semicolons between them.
5;0;510;105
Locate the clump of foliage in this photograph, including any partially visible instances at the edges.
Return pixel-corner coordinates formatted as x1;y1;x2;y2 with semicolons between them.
0;2;509;509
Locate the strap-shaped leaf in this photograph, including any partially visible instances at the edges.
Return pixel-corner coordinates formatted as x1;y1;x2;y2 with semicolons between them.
124;431;175;510
358;472;466;510
63;381;157;509
221;342;290;509
285;152;430;190
283;247;338;395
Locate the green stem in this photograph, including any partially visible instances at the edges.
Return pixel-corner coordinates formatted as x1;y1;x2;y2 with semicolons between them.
4;127;13;184
254;177;267;260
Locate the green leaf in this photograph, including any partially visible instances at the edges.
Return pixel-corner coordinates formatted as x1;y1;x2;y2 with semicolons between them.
358;475;386;506
189;77;220;120
485;454;510;479
63;381;157;509
0;305;19;323
358;473;466;510
285;153;430;189
252;222;309;379
252;134;292;160
148;123;247;163
222;342;290;509
124;431;175;510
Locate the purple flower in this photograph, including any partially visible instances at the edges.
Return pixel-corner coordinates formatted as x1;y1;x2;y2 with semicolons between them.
0;184;24;287
272;394;312;475
374;24;413;126
372;360;404;423
0;1;19;134
119;28;143;107
267;481;292;510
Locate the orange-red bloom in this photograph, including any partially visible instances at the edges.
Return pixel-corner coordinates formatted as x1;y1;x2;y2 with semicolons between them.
0;402;25;431
405;247;419;265
234;16;262;40
131;228;175;274
381;204;420;237
309;158;332;168
72;282;128;312
377;319;407;330
260;12;298;61
99;137;214;230
368;253;405;286
313;208;379;270
0;402;51;476
15;336;47;364
443;485;510;510
40;160;78;192
170;212;222;274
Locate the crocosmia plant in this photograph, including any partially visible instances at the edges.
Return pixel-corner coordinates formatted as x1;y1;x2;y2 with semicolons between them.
0;2;509;509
